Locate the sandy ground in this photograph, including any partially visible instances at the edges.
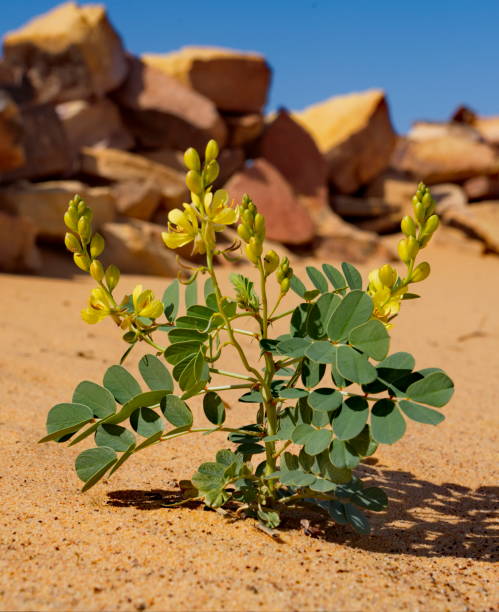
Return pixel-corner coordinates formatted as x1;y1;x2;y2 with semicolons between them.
0;236;498;612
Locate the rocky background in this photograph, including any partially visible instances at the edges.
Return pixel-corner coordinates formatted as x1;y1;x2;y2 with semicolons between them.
1;1;499;274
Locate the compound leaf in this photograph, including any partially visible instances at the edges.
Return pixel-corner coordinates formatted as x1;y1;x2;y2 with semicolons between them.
139;354;173;392
72;381;116;419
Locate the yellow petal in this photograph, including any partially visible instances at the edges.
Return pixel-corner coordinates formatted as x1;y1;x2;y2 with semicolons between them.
81;307;106;324
168;208;187;227
162;231;194;249
139;300;164;319
212;207;238;226
132;285;143;311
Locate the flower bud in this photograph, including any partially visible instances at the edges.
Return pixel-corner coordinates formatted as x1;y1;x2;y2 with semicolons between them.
423;214;439;235
89;259;104;282
242;209;254;227
183;147;201;172
105;264;120;292
205;139;219;163
401;215;416;237
64;232;81;253
90;233;105;258
249;236;262;258
254;213;265;239
397;239;410;264
263;250;279;276
203;159;219;185
237;223;252;242
73;253;90;272
241;194;251;209
406;235;419;259
379;264;397;288
185;170;203;194
63;209;78;231
411;261;431;283
413;200;426;224
77;216;91;243
280;277;290;294
422;192;433;209
77;200;87;216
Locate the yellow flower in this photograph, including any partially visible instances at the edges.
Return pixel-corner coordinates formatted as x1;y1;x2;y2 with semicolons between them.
132;285;164;319
162;204;202;253
81;287;114;324
367;268;407;326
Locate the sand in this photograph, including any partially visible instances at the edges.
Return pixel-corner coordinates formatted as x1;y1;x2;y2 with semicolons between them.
0;237;498;611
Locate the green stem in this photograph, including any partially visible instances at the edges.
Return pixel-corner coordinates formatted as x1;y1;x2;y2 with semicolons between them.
141;335;166;353
269;308;294;323
161;425;262;442
223;326;258;338
209;368;255;381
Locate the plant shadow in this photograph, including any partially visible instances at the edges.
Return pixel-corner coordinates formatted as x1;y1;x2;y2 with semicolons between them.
107;467;498;562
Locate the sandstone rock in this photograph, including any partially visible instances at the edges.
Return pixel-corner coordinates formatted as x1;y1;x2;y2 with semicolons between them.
365;171;417;204
100;219;181;276
0;60;34;105
223;113;265;147
111;180;161;221
441;201;499;255
0;91;25;172
113;56;227;150
224;159;315;245
142;47;271;113
0;211;41;272
56;98;134;154
463;175;499;201
332;195;400;218
79;147;187;209
451;106;499;147
2;2;128;103
0;180;115;240
0;103;71;182
408;120;482;142
430;183;468;214
294;89;397;194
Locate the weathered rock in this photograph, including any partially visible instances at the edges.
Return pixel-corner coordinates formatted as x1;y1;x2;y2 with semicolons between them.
0;60;34;105
294;89;397;194
332;195;400;218
0;103;71;182
111;180;161;221
56;98;134;154
225;159;315;245
408;120;482;143
0;211;41;272
451;106;499;147
441;201;499;255
100;219;181;276
463;175;499;201
365;171;417;205
79;147;187;209
2;2;128;103
0;180;115;240
0;91;25;172
142;47;271;113
223;113;265;147
430;183;468;214
113;56;227;150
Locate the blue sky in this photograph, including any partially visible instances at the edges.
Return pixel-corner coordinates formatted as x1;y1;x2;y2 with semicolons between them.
2;0;498;133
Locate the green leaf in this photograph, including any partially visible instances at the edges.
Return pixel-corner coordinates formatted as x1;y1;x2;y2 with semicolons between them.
139;354;173;392
164;341;200;365
352;487;388;512
290;275;306;298
345;504;370;534
279;470;316;487
230;273;260;311
305;341;337;364
72;381;116;419
168;328;208;344
329;439;360;469
336;345;377;384
291;423;315;445
378;351;415;371
40;403;93;443
103;366;141;405
161;395;193;428
216;449;239;467
277;337;312;358
308;388;343;412
301;359;325;388
290;303;312;337
204;278;214;300
185;279;198;309
348;425;378;457
371;399;406;444
75;447;117;491
306;266;328;293
238;390;264;403
130;407;163;437
322;264;347;294
106;389;170;425
203;391;226;425
349;319;390;361
108;443;136;476
95;424;135;452
333;396;369;440
303;289;321;301
279;388;308;399
328;291;373;341
319;500;349;524
341;262;362;290
173;350;209;391
307;293;341;339
399;400;445;425
309;478;336;492
406;372;454;407
257;508;281;528
163;279;179;321
304;429;332;456
134;430;163;452
192;462;226;491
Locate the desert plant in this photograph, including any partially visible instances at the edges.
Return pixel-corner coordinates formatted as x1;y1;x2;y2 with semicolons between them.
40;140;454;534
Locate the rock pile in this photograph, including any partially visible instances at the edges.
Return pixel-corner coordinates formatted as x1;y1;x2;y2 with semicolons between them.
1;1;499;273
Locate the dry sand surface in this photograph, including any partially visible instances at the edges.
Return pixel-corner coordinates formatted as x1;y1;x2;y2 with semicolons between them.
1;236;498;611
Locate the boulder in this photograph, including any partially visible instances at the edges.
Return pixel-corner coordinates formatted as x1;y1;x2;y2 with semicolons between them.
463;175;499;201
100;219;181;276
2;2;128;103
56;98;134;154
332;195;400;218
294;89;397;194
111;180;161;221
451;106;499;147
112;56;227;150
0;211;41;272
0;60;34;105
0;180;115;240
0;103;71;182
441;201;499;255
142;47;271;113
223;112;265;147
0;91;25;172
224;159;315;245
79;147;187;209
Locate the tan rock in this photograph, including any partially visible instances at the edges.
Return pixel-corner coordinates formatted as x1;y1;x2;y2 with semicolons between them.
0;211;41;272
0;60;34;105
56;98;133;154
79;147;187;209
430;183;468;214
223;113;265;147
0;92;25;172
225;159;315;245
142;47;271;113
0;180;115;240
365;171;417;205
100;219;181;276
463;175;499;201
451;106;499;147
441;201;499;255
111;180;161;221
113;56;227;150
294;89;397;193
332;195;400;218
2;2;128;103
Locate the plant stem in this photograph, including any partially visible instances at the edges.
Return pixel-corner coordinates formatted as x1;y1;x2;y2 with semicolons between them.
160;425;262;442
209;368;255;381
223;326;258;337
141;335;166;352
269;308;294;323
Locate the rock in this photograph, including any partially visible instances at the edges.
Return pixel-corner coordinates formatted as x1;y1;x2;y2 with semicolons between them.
0;180;115;240
332;195;400;218
430;183;468;214
408;120;482;142
223;113;265;147
225;159;315;245
142;47;271;113
451;105;499;147
0;103;71;182
0;91;25;172
365;171;417;205
113;56;227;150
79;147;187;209
111;180;161;221
463;175;499;201
100;219;181;276
294;89;397;194
56;98;134;154
0;211;41;272
392;124;499;183
0;60;34;105
2;2;128;103
441;201;499;255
